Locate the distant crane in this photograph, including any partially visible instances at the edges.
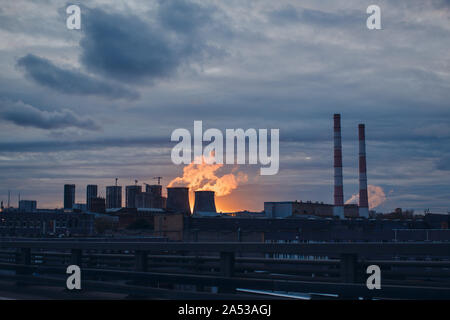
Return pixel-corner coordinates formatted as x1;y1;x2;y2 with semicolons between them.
153;177;163;185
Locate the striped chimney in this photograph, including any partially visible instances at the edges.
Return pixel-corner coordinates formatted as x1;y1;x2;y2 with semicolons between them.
358;124;369;218
333;114;344;218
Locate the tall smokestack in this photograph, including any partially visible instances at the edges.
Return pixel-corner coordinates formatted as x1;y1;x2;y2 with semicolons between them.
166;187;191;215
333;114;344;218
358;124;369;218
193;191;217;215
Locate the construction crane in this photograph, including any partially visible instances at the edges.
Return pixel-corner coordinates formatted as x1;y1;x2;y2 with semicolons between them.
153;177;163;185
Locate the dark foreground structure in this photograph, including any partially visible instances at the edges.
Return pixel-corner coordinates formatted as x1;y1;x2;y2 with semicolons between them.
0;211;95;237
0;240;449;299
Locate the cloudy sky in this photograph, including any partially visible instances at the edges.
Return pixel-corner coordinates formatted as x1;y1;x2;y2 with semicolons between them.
0;0;449;213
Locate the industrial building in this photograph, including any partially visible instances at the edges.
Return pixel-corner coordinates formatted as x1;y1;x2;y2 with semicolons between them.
193;191;218;216
166;187;191;215
264;201;359;218
333;114;345;218
358;124;369;218
181;214;450;243
3;114;446;245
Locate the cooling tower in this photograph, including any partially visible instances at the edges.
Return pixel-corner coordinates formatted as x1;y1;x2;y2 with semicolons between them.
333;114;345;218
358;124;369;218
193;191;217;215
166;187;191;215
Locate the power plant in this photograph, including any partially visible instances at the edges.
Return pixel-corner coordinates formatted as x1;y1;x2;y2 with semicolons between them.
2;113;449;246
4;113;374;219
166;187;191;215
330;114;371;218
193;191;217;215
358;124;369;218
333;114;345;218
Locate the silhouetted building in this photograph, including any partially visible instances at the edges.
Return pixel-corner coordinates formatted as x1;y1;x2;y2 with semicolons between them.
73;203;87;211
136;185;165;209
154;213;184;241
0;211;94;236
183;216;450;243
344;204;359;218
18;200;37;213
64;184;75;209
106;186;122;209
193;191;217;216
145;184;162;197
135;192;153;208
166;187;190;215
265;201;331;218
90;197;106;213
265;201;361;218
126;185;142;208
424;213;450;229
86;185;98;211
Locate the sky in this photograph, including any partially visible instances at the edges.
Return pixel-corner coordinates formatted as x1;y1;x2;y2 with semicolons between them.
0;0;449;214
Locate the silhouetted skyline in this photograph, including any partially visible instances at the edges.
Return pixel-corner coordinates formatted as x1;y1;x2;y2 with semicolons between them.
0;1;449;213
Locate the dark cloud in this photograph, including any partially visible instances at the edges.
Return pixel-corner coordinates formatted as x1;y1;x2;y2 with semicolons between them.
16;54;139;99
0;136;170;153
0;100;100;131
80;4;223;83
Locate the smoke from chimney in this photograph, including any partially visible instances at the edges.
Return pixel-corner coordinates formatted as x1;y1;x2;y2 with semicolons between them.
358;124;369;218
333;114;344;218
167;154;247;197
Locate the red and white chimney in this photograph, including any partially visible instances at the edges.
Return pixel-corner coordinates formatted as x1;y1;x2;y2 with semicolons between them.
333;114;344;218
358;124;369;218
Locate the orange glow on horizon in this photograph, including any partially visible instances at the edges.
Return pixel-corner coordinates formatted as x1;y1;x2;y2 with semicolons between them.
187;192;246;213
169;154;248;212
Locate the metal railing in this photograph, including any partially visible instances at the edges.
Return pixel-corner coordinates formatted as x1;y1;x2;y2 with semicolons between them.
0;240;449;299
